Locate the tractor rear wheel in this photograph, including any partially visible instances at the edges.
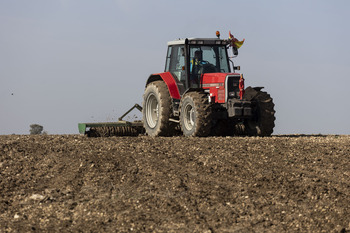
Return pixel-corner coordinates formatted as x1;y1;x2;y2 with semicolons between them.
143;81;175;136
244;87;275;136
180;92;212;137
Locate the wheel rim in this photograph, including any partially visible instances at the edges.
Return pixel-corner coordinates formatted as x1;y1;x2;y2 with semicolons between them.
183;103;195;131
145;93;159;129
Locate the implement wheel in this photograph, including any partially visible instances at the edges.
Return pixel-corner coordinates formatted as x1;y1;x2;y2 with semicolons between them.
143;81;175;136
180;92;212;137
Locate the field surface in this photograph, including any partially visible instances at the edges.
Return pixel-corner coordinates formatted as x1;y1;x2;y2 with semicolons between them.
0;135;350;232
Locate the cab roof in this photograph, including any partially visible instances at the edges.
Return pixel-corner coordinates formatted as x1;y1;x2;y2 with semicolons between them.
167;38;228;46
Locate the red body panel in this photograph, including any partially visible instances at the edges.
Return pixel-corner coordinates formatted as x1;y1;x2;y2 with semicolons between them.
201;73;239;103
148;72;241;103
148;72;181;99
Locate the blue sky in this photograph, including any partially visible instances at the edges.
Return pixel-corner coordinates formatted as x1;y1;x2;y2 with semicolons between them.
1;0;349;135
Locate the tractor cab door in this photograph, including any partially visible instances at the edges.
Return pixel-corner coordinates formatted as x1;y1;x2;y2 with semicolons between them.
189;45;231;87
165;45;187;95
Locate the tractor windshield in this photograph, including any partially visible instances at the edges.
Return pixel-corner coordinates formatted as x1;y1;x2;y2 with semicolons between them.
189;45;230;74
189;45;230;87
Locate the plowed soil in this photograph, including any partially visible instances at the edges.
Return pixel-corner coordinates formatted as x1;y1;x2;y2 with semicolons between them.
1;135;350;232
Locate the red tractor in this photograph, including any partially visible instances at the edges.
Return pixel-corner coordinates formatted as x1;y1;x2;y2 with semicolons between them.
78;33;275;137
143;35;275;137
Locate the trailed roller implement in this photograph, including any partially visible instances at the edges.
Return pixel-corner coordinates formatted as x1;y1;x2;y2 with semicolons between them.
78;104;145;137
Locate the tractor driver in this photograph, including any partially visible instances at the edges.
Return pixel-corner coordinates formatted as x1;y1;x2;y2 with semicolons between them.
190;50;207;85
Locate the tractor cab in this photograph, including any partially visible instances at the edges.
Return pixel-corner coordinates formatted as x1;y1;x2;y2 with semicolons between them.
165;38;236;93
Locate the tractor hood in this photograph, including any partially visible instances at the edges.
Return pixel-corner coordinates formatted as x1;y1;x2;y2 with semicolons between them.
201;73;240;85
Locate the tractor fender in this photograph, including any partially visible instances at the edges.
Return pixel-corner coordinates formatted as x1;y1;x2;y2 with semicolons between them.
146;72;181;99
182;88;202;96
253;86;264;92
243;86;265;101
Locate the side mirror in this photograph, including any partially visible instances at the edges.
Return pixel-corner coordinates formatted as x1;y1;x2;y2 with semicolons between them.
232;47;238;56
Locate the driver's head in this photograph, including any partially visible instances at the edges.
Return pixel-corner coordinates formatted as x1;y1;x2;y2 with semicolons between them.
194;50;202;61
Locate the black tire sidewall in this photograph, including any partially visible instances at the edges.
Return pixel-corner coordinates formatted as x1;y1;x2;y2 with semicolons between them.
245;89;275;136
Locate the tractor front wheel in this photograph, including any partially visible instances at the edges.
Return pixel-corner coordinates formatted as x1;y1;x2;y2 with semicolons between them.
244;87;275;136
143;81;175;136
180;92;212;137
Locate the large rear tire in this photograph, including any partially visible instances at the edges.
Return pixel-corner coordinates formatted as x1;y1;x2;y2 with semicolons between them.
180;92;212;137
143;81;175;136
244;87;275;136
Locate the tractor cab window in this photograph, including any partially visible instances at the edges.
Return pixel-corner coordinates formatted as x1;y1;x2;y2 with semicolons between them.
165;45;186;86
189;45;230;87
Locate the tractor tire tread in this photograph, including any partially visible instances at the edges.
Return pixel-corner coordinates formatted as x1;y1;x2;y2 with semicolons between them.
245;89;275;136
180;91;212;137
